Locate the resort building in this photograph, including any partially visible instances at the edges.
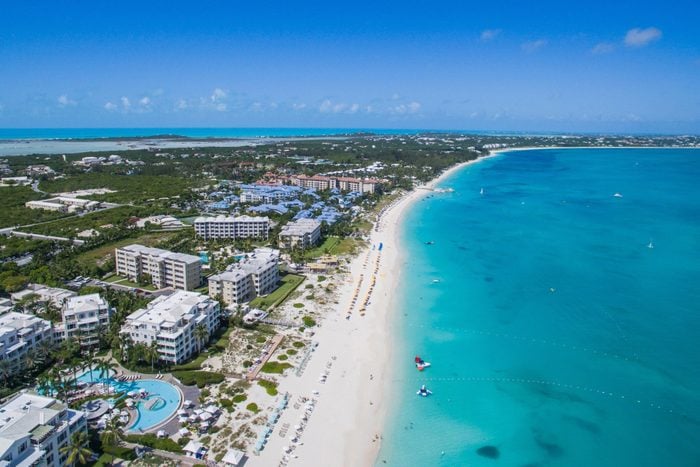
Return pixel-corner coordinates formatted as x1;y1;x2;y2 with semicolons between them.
0;392;87;467
120;291;221;364
208;248;280;305
115;244;202;291
10;284;76;308
193;215;270;240
288;174;384;193
25;197;101;213
278;218;322;250
60;294;112;348
0;312;56;375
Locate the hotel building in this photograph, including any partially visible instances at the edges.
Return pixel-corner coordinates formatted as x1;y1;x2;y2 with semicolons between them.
0;312;56;376
60;294;112;348
0;393;87;467
115;244;202;291
278;218;322;250
193;215;270;240
208;248;280;305
120;291;221;364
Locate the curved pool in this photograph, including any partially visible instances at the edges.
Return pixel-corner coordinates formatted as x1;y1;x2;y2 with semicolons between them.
76;371;182;432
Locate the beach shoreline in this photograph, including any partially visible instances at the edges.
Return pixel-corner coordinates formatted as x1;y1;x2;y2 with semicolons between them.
251;153;497;467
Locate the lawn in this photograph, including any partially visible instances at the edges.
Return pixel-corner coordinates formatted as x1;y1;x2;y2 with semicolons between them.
304;236;359;258
249;273;305;310
75;231;177;267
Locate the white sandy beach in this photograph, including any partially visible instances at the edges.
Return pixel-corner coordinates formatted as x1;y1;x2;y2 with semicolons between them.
251;155;494;467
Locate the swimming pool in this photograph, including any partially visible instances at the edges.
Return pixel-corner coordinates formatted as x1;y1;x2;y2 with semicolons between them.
76;371;182;432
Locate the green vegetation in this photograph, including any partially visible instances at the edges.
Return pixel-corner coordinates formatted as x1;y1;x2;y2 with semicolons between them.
17;205;157;237
260;361;293;374
0;186;68;228
258;379;279;396
293;302;304;309
232;394;247;403
75;231;176;268
249;273;305;310
171;353;209;371
302;316;317;327
40;172;200;204
293;341;305;348
124;433;183;453
246;402;260;413
303;236;359;259
286;349;298;356
172;370;225;388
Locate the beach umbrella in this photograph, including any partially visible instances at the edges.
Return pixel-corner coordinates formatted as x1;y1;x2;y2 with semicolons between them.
294;425;302;431
178;428;189;436
157;430;167;438
184;399;193;407
177;409;188;416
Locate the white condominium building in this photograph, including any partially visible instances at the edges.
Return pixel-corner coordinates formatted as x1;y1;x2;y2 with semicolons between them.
278;219;322;250
115;244;202;291
120;291;221;364
10;284;76;308
208;248;280;305
0;312;55;376
60;294;112;348
193;215;270;240
0;393;87;467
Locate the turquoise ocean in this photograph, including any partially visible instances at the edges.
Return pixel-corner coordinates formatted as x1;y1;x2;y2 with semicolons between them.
378;148;700;466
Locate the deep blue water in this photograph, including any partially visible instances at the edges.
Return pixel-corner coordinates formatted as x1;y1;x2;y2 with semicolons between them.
378;148;700;466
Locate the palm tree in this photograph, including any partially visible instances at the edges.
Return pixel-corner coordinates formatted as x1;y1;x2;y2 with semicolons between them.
100;418;123;466
83;353;97;383
95;359;117;379
23;349;42;373
146;341;159;372
37;374;53;396
0;359;13;387
60;431;92;466
194;324;209;354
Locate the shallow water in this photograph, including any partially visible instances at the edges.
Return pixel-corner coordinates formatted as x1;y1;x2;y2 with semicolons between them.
378;148;700;466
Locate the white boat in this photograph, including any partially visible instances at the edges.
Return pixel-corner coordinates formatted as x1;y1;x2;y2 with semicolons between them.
432;279;440;283
480;187;484;195
416;362;431;371
648;241;654;249
416;385;433;397
613;193;623;198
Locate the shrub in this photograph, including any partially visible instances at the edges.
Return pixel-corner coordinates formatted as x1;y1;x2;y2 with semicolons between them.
293;303;304;309
277;354;288;361
305;284;314;289
286;349;298;356
220;398;233;409
172;370;225;388
242;360;252;368
293;341;305;348
232;394;247;403
102;445;137;461
261;362;292;374
256;336;266;343
302;316;316;327
125;434;183;453
246;402;260;413
317;275;326;282
258;379;279;396
178;436;191;447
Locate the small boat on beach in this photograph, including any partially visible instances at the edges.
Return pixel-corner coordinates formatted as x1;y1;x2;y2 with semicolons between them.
417;385;433;397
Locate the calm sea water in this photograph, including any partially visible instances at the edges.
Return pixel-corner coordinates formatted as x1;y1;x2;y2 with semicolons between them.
378;148;700;466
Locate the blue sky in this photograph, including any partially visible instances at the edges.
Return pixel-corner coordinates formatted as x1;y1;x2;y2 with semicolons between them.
0;1;698;133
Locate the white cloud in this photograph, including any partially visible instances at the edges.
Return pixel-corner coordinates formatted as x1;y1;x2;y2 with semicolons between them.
292;103;307;110
139;96;151;106
319;99;333;113
211;88;227;102
215;103;227;112
480;29;501;42
591;42;615;54
624;27;662;47
104;102;117;111
175;99;188;110
348;103;360;114
391;101;422;115
521;39;548;53
57;94;76;107
120;97;131;110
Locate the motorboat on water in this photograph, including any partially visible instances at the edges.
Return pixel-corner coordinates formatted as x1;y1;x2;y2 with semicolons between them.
414;355;431;371
613;193;623;198
648;241;654;249
425;241;435;245
480;187;484;195
417;385;433;397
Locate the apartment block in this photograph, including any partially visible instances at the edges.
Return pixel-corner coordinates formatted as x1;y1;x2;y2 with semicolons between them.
115;244;202;291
